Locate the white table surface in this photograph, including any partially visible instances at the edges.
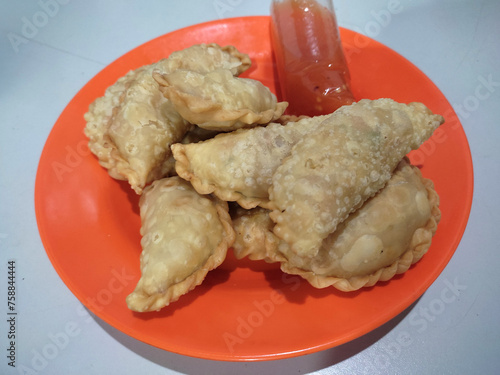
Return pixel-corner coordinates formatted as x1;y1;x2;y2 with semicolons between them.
1;0;499;374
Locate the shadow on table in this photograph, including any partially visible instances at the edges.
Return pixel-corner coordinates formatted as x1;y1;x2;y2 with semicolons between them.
91;297;419;375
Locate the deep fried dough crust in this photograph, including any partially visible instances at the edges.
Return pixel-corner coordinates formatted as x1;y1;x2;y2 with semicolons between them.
269;99;444;258
232;159;441;291
154;68;288;131
171;115;329;209
126;177;235;312
84;44;252;194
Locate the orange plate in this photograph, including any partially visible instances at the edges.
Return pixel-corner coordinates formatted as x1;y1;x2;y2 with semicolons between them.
35;16;473;361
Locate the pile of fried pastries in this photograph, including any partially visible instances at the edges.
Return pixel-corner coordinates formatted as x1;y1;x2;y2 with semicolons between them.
84;44;443;313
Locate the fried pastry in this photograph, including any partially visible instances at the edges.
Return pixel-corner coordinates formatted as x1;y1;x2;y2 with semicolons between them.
273;114;311;125
233;159;441;291
126;177;235;312
161;43;251;77
269;98;444;257
154;68;288;131
162;125;223;178
171;115;329;208
232;206;281;261
84;44;251;194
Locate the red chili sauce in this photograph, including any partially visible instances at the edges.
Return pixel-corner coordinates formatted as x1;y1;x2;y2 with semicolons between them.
271;0;355;116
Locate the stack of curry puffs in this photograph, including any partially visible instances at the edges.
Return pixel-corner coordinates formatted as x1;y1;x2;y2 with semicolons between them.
84;44;443;312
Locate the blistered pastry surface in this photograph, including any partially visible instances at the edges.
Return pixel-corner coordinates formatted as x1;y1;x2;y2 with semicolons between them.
232;159;441;291
171;115;329;208
269;98;444;258
126;177;234;312
84;44;252;194
154;68;288;131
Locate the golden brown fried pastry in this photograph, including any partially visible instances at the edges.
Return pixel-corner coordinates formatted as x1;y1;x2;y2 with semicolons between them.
161;125;223;178
126;177;235;312
84;44;251;194
273;114;311;125
171;115;329;209
154;68;288;131
269;99;444;258
84;62;190;194
232;206;281;261
161;43;251;77
233;159;441;291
